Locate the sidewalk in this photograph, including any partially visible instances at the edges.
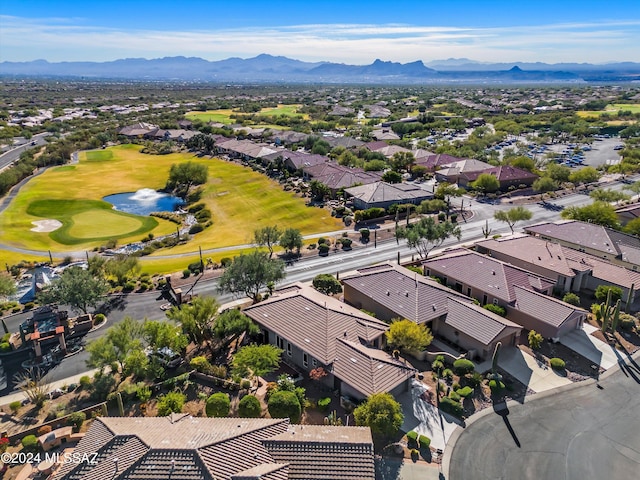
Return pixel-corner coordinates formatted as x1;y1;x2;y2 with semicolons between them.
560;324;618;370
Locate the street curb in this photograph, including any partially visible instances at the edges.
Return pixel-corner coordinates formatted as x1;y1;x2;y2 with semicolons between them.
441;347;640;478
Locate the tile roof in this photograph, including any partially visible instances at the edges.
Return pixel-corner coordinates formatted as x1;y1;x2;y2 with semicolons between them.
342;263;471;323
263;425;375;480
475;236;588;277
525;220;640;266
422;248;555;304
513;286;585;328
55;417;375;480
332;338;416;398
345;181;433;205
461;165;538;183
415;153;467;170
243;285;388;365
561;247;640;289
443;297;521;346
435;158;493;176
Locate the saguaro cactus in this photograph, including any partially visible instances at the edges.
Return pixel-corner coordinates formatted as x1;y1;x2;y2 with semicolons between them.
597;288;621;335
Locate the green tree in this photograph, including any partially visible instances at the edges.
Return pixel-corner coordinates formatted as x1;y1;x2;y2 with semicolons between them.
624;180;640;197
165;161;208;198
309;180;330;201
238;394;262;418
105;254;140;286
545;163;571;183
494;206;533;234
385;318;433;353
218;250;286;303
213;309;259;344
382;170;402;183
389;151;415;173
157;391;186;416
253;225;282;258
470;173;500;194
595;285;623;303
562;292;581;307
86;316;144;373
268;390;301;423
37;266;109;314
0;272;16;299
528;330;543;350
624;217;640;236
532;176;558;193
589;188;629;204
166;296;219;345
396;216;462;260
435;183;464;217
232;344;282;381
569;166;600;187
561;201;619;228
279;228;303;255
312;274;342;295
353;392;404;437
206;392;231;417
143;320;188;353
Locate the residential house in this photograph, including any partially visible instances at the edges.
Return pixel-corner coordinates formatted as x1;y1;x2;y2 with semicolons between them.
370;129;400;141
118;122;158;138
261;150;329;171
341;264;521;360
524;220;640;270
302;162;382;195
616;202;640;226
475;235;640;305
459;165;538;190
422;248;584;338
54;415;375;480
242;284;414;400
345;181;433;210
414;153;468;172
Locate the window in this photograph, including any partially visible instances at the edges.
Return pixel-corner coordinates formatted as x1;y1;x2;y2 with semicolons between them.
312;358;317;367
493;298;499;305
276;335;284;350
303;353;308;367
467;287;472;297
483;294;488;305
287;342;292;357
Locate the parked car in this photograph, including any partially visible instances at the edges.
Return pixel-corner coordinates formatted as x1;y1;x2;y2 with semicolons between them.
146;347;183;369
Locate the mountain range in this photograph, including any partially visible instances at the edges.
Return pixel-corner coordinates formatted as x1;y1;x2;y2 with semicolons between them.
2;54;639;84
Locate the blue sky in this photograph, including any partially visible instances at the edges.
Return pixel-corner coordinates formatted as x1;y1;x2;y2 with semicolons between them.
1;0;639;63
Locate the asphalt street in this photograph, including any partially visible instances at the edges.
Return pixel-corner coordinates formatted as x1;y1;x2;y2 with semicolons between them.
447;353;640;480
0;132;50;171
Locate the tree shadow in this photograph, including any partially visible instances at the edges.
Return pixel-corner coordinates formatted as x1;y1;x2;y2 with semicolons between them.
493;403;521;448
612;346;640;384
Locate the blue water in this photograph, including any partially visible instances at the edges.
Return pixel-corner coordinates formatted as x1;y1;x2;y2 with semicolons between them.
103;189;184;216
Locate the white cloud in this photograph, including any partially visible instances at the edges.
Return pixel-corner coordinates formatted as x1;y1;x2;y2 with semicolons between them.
1;15;639;64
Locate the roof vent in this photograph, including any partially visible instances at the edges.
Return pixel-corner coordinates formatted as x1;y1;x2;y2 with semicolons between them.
405;291;409;297
432;304;436;311
386;290;390;295
344;330;348;337
538;256;541;261
491;270;495;275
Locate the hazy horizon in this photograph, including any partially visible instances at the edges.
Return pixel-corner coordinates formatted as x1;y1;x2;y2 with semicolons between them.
1;0;639;64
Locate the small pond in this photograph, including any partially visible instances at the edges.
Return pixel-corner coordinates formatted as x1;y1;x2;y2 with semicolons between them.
103;188;184;216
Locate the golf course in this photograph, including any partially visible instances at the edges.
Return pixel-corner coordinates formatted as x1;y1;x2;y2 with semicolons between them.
0;144;341;272
185;104;308;124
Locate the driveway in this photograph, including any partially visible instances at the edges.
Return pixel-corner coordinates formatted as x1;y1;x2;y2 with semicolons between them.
497;346;572;393
560;324;619;370
446;353;640;480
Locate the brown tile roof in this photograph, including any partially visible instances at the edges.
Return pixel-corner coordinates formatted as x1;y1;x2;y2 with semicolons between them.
444;297;521;346
475;236;588;277
415;153;467;170
342;263;471;324
422;248;555;304
56;417;375;480
525;220;640;265
263;425;375;480
332;338;416;398
561;247;640;289
345;181;433;205
243;285;388;365
461;165;538;183
513;286;585;328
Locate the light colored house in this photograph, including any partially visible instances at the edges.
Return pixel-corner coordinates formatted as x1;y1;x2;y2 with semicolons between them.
54;415;375;480
434;159;493;184
345;181;433;210
459;165;538;190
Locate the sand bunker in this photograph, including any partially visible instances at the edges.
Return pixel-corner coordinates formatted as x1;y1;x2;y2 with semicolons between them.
31;219;63;232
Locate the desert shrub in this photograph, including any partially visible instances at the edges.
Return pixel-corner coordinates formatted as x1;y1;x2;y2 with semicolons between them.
442;368;454;380
182;269;191;279
67;412;86;432
406;430;418;447
189;223;205;234
595;285;623;302
37;425;52;436
549;358;566;370
317;237;327;245
206;393;231;417
449;390;461;401
268;390;301;423
136;385;152;402
340;238;353;249
317;397;331;411
123;281;136;292
240;379;251;390
456;386;474;398
467;372;484;388
209;365;227;379
195;209;212;222
418;435;431;449
157;391;186;416
483;303;506;317
0;342;10;353
488;379;505;392
562;292;581;306
21;435;39;453
188;203;206;213
9;400;21;415
220;257;232;267
359;228;370;241
438;212;446;221
439;396;463;417
238;394;262;418
453;358;475;376
318;244;330;255
528;330;543;350
93;313;106;326
91;375;116;401
312;274;342;295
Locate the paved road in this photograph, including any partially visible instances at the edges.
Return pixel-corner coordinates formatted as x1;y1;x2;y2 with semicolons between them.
447;354;640;480
0;132;50;171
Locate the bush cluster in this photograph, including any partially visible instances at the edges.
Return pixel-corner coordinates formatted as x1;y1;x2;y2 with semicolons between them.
549;358;566;370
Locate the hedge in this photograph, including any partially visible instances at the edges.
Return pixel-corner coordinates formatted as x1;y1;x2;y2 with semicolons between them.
238;394;261;418
206;393;231;418
453;358;475;375
456;386;474;398
439;396;463;417
418;435;431;449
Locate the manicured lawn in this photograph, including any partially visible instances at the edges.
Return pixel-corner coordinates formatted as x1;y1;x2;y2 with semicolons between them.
184;105;307;124
0;249;54;268
0;145;341;262
577;103;640;118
